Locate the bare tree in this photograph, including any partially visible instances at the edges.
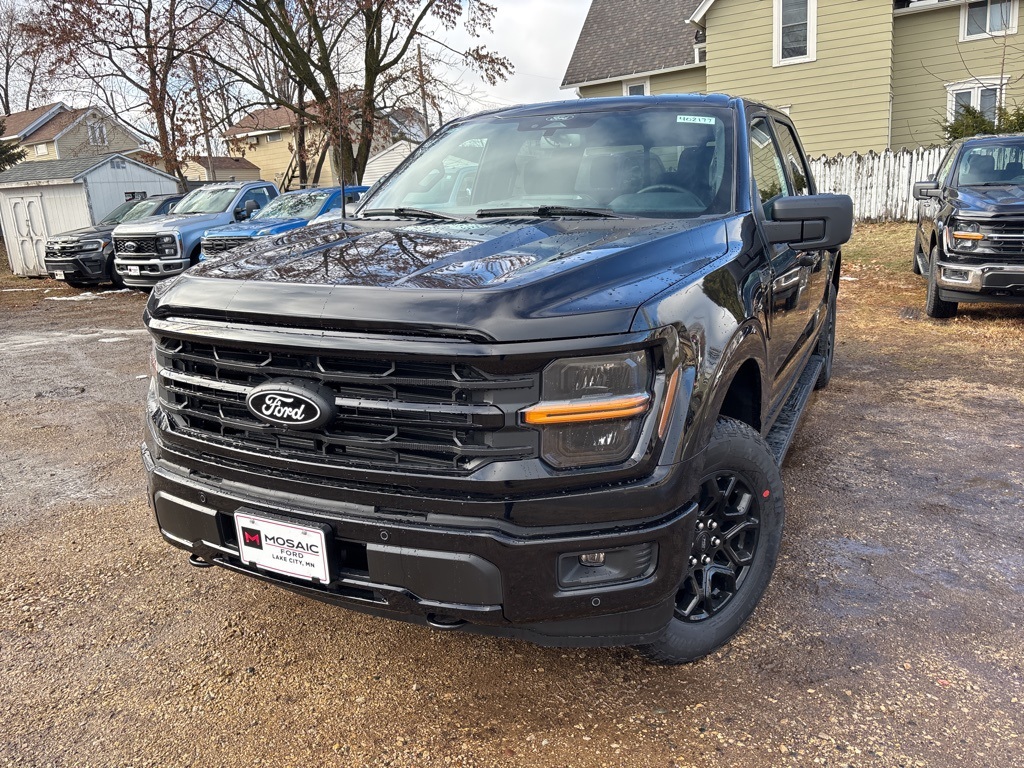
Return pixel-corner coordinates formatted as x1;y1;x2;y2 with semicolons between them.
25;0;221;185
198;0;512;184
0;0;51;113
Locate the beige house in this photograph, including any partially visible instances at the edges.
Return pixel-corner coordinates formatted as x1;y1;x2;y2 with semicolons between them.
563;0;1024;156
1;103;144;162
180;155;262;182
224;103;424;189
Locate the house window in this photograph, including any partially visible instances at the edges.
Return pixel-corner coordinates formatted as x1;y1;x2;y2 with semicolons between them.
623;79;649;96
87;122;108;146
265;131;283;143
774;0;817;66
694;43;707;64
961;0;1018;40
946;78;1006;121
34;144;48;156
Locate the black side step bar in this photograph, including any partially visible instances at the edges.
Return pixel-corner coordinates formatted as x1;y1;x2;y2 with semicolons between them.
764;354;824;465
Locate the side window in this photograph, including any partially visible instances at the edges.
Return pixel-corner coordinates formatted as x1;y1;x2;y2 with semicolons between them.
749;117;791;214
935;148;958;187
240;187;273;211
772;120;812;195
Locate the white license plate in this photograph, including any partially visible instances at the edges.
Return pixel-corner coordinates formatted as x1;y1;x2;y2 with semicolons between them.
53;271;65;280
127;266;140;276
234;512;330;583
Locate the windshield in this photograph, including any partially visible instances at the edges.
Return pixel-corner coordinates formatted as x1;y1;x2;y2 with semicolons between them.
99;200;142;225
253;191;331;220
365;106;735;219
956;139;1024;186
120;197;167;222
173;187;240;214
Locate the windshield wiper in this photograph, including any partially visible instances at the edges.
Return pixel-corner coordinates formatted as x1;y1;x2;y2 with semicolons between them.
962;181;1016;187
359;207;463;221
475;205;622;219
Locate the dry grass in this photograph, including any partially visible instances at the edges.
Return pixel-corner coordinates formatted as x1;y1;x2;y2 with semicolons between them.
838;223;1024;384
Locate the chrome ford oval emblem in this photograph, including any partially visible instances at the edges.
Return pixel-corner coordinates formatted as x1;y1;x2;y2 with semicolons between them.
121;241;137;252
246;379;335;430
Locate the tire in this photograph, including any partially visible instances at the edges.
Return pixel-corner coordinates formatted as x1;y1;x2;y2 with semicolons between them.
107;253;125;289
925;245;958;319
911;230;924;275
814;283;836;390
638;417;785;665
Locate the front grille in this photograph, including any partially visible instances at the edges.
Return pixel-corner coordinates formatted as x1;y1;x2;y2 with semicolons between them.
203;236;252;255
114;235;159;258
954;218;1024;262
154;335;539;474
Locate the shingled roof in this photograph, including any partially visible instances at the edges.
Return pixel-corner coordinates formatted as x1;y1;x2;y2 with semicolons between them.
562;0;704;87
191;155;260;171
0;103;65;141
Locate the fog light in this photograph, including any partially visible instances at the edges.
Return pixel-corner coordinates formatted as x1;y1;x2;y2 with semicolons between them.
943;267;971;283
558;543;657;589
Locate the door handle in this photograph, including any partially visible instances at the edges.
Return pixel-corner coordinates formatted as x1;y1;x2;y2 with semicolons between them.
796;253;816;267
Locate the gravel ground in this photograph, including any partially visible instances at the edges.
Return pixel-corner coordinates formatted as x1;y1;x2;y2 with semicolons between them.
1;225;1022;768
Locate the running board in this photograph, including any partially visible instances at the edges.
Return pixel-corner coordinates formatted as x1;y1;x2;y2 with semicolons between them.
764;354;824;465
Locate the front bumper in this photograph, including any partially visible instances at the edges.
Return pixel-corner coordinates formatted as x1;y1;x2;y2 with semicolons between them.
936;260;1024;303
143;415;700;647
44;252;108;283
114;256;189;287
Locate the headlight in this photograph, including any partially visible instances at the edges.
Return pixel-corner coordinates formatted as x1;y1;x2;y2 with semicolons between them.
522;351;651;469
157;234;178;257
949;220;983;251
79;239;104;252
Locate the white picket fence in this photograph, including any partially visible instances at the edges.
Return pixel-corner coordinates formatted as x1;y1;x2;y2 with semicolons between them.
809;147;945;222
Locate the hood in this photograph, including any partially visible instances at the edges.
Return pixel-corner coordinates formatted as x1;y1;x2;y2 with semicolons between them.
115;212;227;234
205;217;306;238
150;217;730;342
952;185;1024;215
49;222;117;242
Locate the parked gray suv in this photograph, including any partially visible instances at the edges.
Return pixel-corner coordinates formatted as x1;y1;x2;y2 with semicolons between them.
112;181;278;287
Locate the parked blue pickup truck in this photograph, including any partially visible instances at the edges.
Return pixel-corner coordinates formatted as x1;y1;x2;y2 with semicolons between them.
112;180;279;287
200;187;346;260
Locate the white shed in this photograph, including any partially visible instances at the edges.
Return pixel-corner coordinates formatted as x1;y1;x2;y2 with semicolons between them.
361;140;418;186
0;153;179;276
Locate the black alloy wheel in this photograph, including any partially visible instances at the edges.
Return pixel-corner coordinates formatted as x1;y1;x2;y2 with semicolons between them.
675;471;761;622
925;245;958;319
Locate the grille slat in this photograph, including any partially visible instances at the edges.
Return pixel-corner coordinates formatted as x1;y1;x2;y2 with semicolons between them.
203;236;253;255
956;219;1024;262
155;336;538;473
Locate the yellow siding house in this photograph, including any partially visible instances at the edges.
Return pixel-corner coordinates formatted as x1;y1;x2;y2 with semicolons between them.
563;0;1024;156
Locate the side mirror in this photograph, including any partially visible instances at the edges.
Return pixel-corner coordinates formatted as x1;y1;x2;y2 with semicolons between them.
245;199;260;216
913;180;941;200
763;194;854;250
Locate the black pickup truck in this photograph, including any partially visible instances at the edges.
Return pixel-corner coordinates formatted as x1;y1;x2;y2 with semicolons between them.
913;133;1024;318
142;95;852;664
44;193;182;288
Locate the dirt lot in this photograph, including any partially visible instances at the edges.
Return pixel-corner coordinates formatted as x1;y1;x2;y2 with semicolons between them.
1;225;1022;768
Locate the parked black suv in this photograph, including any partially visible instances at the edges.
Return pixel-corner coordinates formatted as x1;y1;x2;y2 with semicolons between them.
44;194;182;288
142;96;852;663
913;134;1024;318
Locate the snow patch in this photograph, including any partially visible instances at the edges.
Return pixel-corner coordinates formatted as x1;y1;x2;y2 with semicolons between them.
1;288;43;292
839;276;859;282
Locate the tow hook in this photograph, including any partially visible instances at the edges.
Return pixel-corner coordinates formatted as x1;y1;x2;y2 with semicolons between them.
188;553;214;569
426;613;466;630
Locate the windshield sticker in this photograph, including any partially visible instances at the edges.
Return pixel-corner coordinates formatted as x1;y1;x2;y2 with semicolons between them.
546;115;576;122
677;115;716;124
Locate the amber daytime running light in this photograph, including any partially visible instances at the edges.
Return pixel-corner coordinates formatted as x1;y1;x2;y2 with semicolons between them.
521;351;659;469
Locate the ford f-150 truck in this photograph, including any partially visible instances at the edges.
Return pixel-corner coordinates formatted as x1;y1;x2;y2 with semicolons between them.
43;194;182;287
142;95;853;663
912;133;1024;317
112;180;278;288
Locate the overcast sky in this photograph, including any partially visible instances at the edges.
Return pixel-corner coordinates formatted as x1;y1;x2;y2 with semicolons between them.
432;0;592;114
